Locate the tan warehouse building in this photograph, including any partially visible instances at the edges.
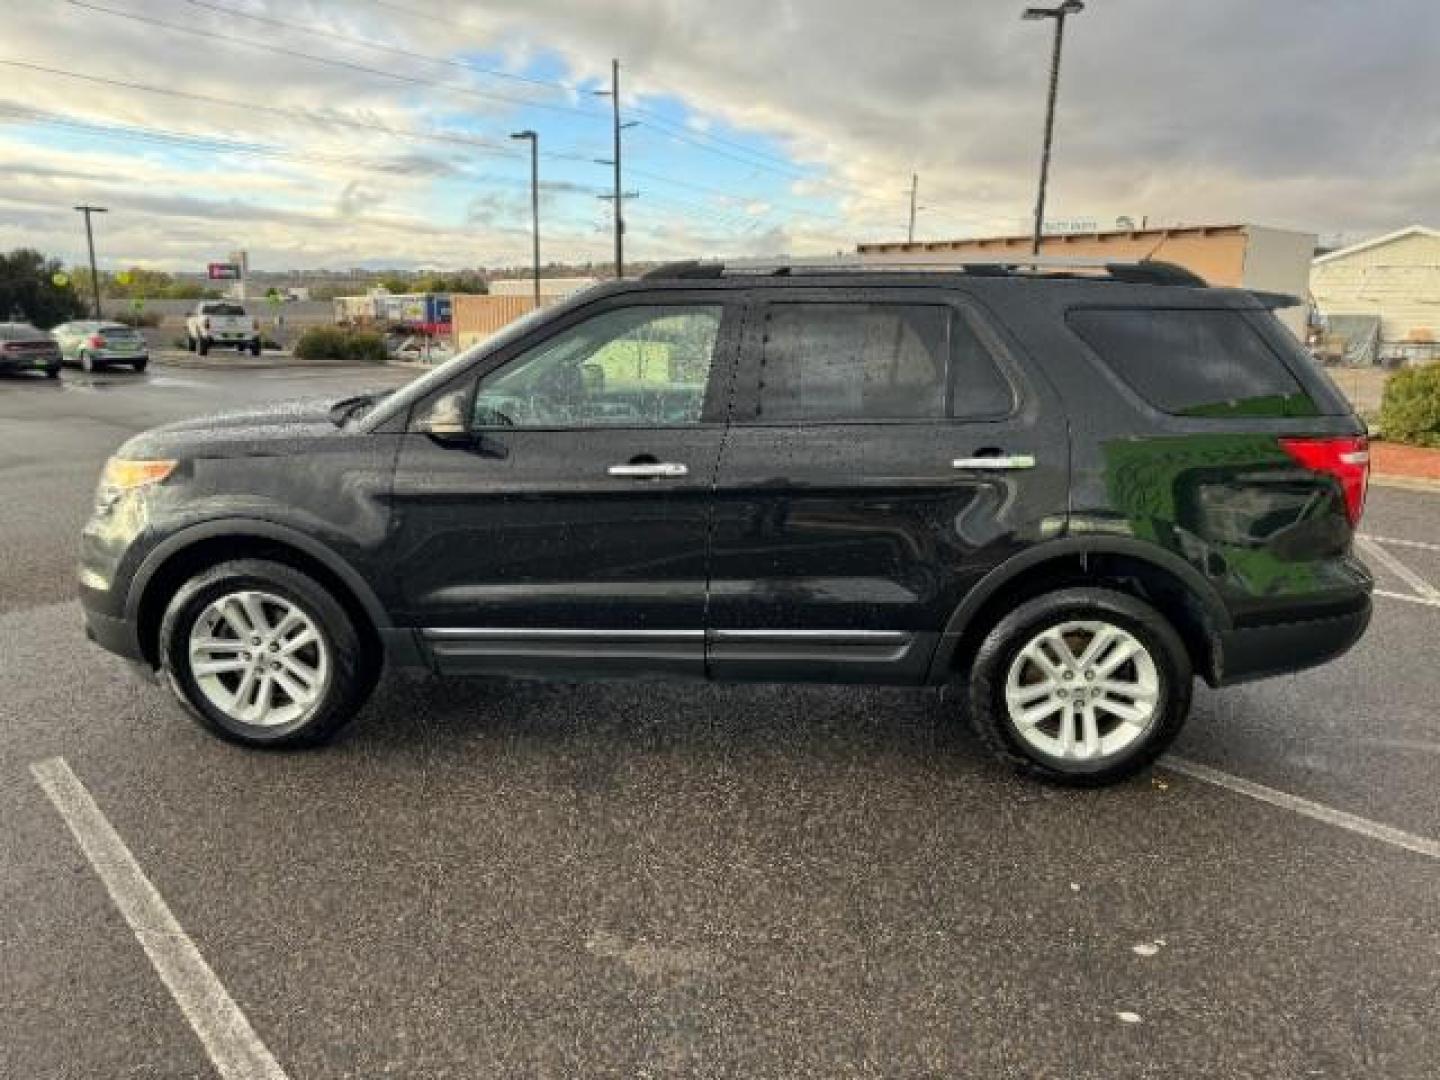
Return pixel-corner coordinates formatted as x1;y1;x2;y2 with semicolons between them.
858;223;1316;336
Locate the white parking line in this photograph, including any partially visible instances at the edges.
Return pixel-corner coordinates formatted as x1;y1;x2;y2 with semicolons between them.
30;758;290;1080
1163;756;1440;860
1356;536;1440;602
1375;589;1440;609
1359;533;1440;555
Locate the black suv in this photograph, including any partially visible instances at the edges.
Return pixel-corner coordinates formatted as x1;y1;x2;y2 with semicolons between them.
80;260;1372;784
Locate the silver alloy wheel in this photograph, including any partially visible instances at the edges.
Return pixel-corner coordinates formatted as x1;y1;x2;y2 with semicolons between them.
187;589;330;728
1003;620;1160;763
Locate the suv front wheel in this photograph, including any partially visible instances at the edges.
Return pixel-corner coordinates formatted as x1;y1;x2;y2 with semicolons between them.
158;559;377;747
966;588;1192;786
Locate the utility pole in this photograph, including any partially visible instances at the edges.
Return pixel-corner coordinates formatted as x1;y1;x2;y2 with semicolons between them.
1023;1;1085;255
511;130;541;306
611;58;623;276
594;59;637;278
73;204;107;318
907;173;919;244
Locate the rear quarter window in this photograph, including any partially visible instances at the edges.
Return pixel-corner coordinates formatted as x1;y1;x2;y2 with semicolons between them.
1067;307;1318;418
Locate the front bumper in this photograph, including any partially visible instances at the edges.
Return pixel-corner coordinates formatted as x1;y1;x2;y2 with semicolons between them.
82;604;146;664
1213;595;1372;686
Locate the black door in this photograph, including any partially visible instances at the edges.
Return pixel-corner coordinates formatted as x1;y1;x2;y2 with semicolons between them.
388;294;740;678
707;287;1069;683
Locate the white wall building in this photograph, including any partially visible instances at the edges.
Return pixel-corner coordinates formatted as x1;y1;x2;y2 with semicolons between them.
490;276;598;300
1311;226;1440;347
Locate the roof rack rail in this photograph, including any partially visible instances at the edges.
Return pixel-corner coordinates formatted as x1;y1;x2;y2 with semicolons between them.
640;256;1208;287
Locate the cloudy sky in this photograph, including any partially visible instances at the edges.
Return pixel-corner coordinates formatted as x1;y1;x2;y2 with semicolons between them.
2;0;1436;273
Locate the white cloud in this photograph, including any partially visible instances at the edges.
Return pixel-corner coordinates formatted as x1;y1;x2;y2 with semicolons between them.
2;0;1437;270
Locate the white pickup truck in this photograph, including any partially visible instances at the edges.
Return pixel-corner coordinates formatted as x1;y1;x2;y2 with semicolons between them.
185;301;261;357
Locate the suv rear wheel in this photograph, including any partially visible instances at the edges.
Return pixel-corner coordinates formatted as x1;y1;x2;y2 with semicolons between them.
158;559;377;747
966;587;1192;786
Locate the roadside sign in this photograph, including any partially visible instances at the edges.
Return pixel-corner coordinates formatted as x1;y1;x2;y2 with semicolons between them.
51;272;69;287
115;270;133;286
207;262;241;280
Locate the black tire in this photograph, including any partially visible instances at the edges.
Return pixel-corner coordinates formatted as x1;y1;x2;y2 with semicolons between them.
250;339;262;357
158;558;378;747
44;365;60;379
197;337;209;356
186;335;197;352
132;358;148;373
965;587;1193;786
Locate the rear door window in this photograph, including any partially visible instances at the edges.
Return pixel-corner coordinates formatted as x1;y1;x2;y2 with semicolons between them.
1067;308;1317;418
757;303;949;421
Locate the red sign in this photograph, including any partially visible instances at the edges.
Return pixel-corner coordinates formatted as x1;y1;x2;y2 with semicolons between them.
207;262;241;280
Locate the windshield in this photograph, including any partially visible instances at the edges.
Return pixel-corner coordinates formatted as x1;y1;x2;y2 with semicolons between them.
203;304;246;316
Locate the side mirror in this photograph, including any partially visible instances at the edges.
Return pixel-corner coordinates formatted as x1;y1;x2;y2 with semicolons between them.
419;418;473;447
413;388;472;444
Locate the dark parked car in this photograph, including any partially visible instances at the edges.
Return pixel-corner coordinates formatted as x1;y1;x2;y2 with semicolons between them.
0;322;62;377
79;259;1372;784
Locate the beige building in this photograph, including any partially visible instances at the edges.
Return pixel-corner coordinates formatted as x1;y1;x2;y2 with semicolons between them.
1310;226;1440;348
858;223;1317;336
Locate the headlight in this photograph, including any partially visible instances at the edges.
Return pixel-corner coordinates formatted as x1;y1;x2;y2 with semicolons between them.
96;457;177;509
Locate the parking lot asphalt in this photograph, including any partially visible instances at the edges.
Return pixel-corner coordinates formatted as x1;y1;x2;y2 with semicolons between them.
2;364;1437;1078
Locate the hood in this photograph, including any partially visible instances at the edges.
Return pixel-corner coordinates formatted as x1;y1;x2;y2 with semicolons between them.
117;395;358;460
152;396;342;433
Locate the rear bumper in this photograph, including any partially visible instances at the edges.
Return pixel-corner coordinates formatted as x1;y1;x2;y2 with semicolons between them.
1213;596;1371;686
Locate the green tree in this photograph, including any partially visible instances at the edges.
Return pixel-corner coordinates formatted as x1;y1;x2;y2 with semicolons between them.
0;249;87;328
108;266;175;299
416;273;488;295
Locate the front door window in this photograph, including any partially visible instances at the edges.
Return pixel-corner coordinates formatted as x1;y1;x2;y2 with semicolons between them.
472;305;723;428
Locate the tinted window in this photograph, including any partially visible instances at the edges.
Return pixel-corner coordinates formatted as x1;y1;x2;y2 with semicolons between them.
1068;308;1317;418
951;312;1015;418
465;304;721;428
759;303;948;421
0;323;46;341
202;303;246;316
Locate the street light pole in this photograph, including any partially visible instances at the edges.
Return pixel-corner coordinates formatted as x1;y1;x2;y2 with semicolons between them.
907;173;919;244
73;204;108;318
1022;1;1084;256
510;130;540;306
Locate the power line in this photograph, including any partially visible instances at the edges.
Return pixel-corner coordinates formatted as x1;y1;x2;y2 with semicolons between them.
628;108;819;179
0;105;776;239
0;59;526;157
65;0;596;120
184;0;597;105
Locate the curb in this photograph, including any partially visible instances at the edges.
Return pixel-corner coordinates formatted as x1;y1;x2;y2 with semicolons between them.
1370;474;1440;494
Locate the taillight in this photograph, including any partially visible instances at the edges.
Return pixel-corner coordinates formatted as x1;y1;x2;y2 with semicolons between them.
88;335;105;348
1279;435;1369;526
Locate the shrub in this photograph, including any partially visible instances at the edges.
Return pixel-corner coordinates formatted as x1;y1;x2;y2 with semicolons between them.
344;330;388;364
293;326;388;364
113;309;161;328
1378;362;1440;447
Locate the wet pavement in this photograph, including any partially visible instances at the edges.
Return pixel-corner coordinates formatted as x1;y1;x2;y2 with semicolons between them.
1;363;1437;1078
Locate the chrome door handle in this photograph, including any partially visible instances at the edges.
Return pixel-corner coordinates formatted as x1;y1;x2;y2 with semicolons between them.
607;462;689;478
952;454;1036;470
